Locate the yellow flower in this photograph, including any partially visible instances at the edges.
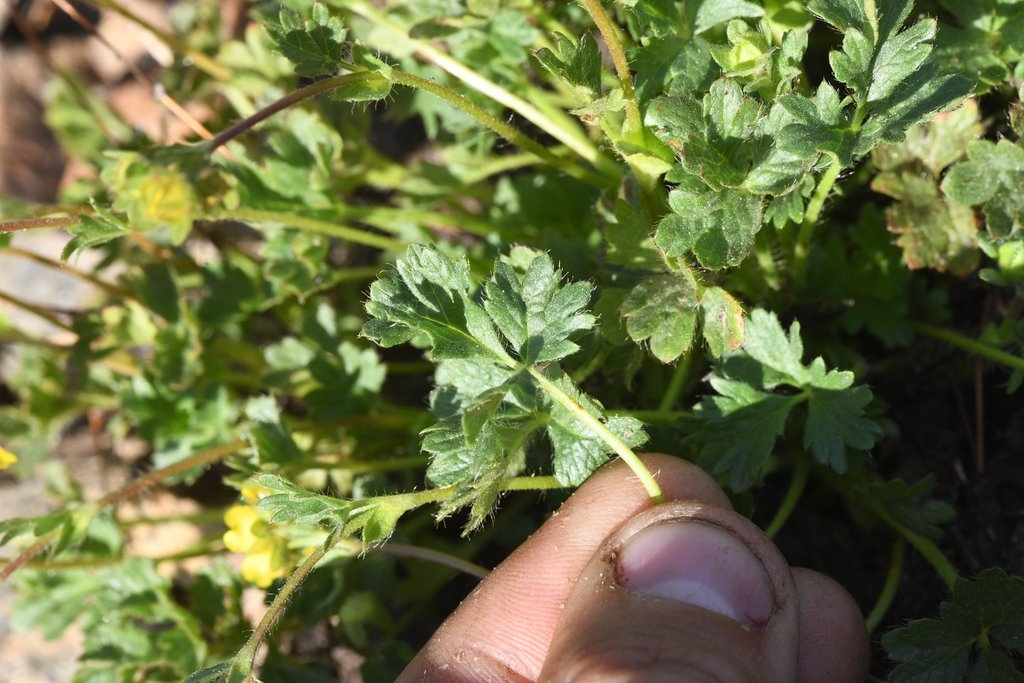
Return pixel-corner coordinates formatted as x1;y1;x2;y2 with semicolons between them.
0;446;17;470
223;498;289;588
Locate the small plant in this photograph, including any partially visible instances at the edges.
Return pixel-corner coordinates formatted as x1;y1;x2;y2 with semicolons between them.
2;0;1024;679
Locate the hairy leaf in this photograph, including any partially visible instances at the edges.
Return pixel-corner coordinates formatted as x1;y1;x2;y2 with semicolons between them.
621;273;699;363
943;139;1024;237
884;568;1024;681
694;310;881;489
267;3;348;77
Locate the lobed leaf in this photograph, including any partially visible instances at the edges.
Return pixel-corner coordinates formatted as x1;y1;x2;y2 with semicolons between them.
884;568;1024;681
621;273;699;363
266;3;348;77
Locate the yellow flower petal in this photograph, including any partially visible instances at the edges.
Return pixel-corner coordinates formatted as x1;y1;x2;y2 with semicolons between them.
240;481;268;504
223;505;260;552
240;541;289;588
0;446;17;470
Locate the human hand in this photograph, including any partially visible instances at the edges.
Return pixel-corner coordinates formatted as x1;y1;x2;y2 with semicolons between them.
399;454;869;682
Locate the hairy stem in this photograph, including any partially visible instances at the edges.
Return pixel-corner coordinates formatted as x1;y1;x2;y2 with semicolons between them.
204;69;608;187
501;475;564;491
98;440;247;508
874;507;957;590
792;156;843;286
5;245;135;300
207;73;377;151
528;367;664;502
390;71;609;187
239;542;333;671
658;351;694;413
764;459;809;538
865;540;905;633
375;543;490;580
0;289;76;332
913;321;1024;373
225;208;404;251
579;0;642;137
0;215;78;234
345;0;617;179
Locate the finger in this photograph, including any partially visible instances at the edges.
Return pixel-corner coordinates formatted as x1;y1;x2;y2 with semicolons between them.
537;500;800;682
792;568;870;683
397;454;733;682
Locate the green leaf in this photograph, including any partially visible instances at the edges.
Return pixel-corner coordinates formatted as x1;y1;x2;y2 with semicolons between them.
621;273;699;363
365;245;630;524
266;3;348;77
244;396;301;465
735;309;811;387
693;0;764;34
62;214;129;259
694;309;881;490
943;139;1024;237
423;413;530;533
534;33;602;99
483;250;595;364
303;342;386;422
257;474;352;529
362;244;512;364
884;568;1024;682
695;377;797;491
699;286;745;357
546;372;647;486
872;170;979;275
184;661;250;683
655;179;763;270
806;0;872;36
803;382;876;472
856;476;955;540
603;198;664;271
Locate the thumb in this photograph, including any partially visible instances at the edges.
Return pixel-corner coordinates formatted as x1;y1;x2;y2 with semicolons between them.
538;500;799;682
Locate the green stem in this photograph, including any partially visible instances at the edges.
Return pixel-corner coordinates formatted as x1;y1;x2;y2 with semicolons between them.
88;0;231;81
98;440;248;507
239;542;333;670
0;289;76;332
389;71;609;187
207;73;379;151
501;475;564;492
5;245;135;301
0;215;77;234
913;321;1024;373
226;208;404;251
570;345;613;384
333;205;494;238
375;542;490;580
610;409;695;424
528;367;664;502
874;507;957;590
345;0;613;178
579;0;642;137
865;540;904;633
205;70;609;187
658;351;694;413
792;156;843;287
764;459;809;538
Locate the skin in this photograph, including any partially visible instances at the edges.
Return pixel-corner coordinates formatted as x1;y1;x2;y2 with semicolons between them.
398;454;870;682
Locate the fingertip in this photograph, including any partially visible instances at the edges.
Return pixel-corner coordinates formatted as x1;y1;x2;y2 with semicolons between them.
792;568;870;683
